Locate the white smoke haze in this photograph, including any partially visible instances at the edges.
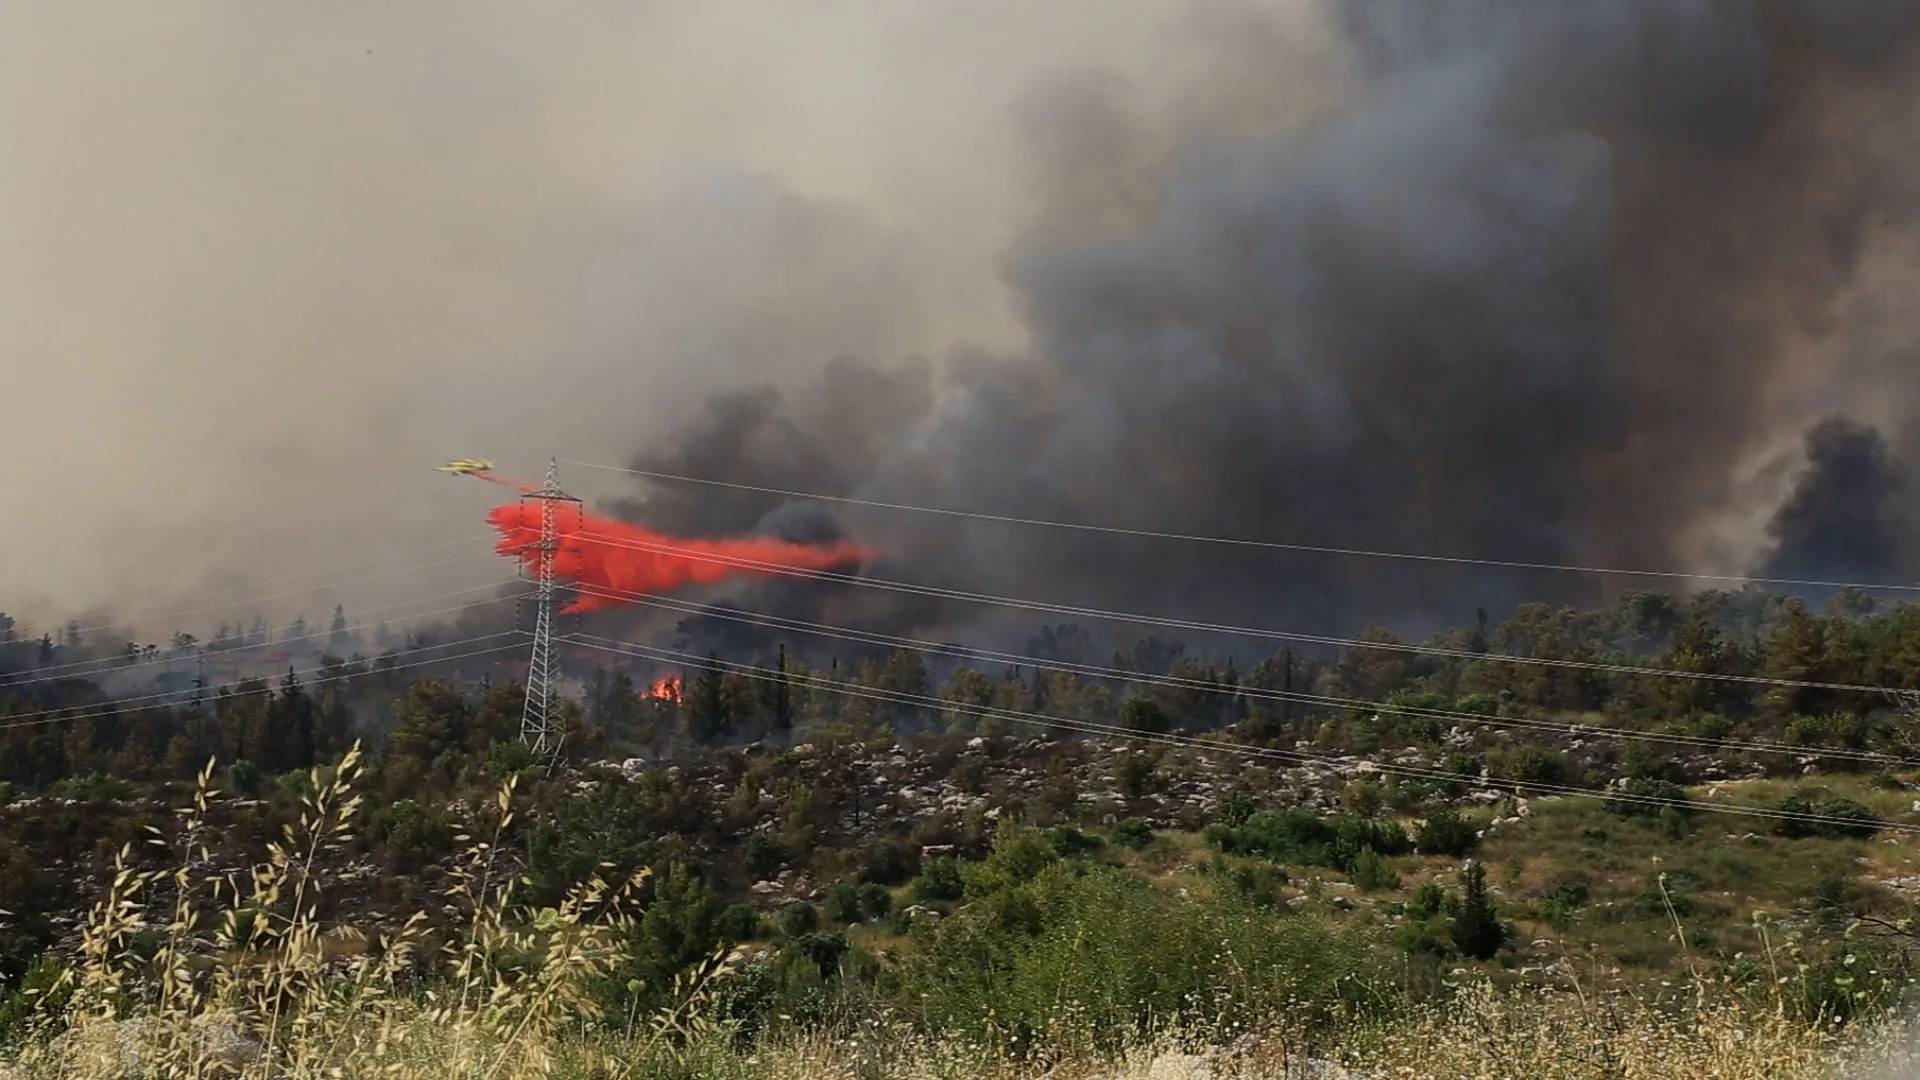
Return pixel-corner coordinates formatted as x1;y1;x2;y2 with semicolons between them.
0;0;1251;638
3;0;1919;651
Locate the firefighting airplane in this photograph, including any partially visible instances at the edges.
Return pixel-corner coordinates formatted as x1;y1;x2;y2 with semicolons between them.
436;458;495;475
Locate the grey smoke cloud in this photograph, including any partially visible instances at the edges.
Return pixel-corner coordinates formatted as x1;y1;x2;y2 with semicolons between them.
5;1;1920;657
1760;417;1917;586
608;0;1920;657
0;0;1190;640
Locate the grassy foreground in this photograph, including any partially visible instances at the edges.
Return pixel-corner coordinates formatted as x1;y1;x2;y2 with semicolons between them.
3;754;1918;1079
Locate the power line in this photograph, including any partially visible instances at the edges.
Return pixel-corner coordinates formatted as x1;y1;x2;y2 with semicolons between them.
564;582;1914;769
568;633;1920;836
0;627;529;732
563;529;1919;696
559;457;1920;595
5;578;526;686
16;533;500;642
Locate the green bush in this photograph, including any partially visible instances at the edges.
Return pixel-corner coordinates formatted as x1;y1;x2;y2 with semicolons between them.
1387;690;1451;713
744;832;793;880
1394;918;1449;957
1774;795;1881;839
1405;882;1446;920
895;862;1379;1053
1205;808;1411;873
1120;694;1171;735
605;862;728;1015
1114;749;1159;797
226;759;260;796
1442;753;1484;788
1226;862;1288;906
1785;714;1869;751
855;837;920;885
1416;807;1480;857
0;955;68;1047
779;900;819;938
1342;779;1385;816
1349;847;1399;891
820;881;896;924
716;902;761;942
1453;694;1499;716
377;798;453;875
1617;742;1683;782
485;738;535;778
823;884;865;925
1218;789;1257;827
856;882;894;920
1497;745;1567;786
1605;777;1690;818
787;930;849;981
1535;875;1591;930
912;857;965;903
973;822;1059;889
1046;823;1102;857
1110;817;1154;850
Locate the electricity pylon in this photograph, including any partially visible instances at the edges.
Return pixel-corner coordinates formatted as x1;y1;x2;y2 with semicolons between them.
518;458;580;763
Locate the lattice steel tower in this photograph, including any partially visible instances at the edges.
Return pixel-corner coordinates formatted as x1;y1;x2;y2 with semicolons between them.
518;458;580;761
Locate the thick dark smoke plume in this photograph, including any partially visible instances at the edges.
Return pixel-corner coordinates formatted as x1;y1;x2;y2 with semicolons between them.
1760;416;1917;586
603;0;1920;659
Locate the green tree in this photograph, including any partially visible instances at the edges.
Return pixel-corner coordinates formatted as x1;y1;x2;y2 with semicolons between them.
823;884;865;925
1762;602;1829;718
1342;778;1384;817
780;901;819;938
686;653;730;744
264;668;316;773
596;669;644;745
1110;817;1154;850
1451;860;1506;961
1416;807;1479;857
942;667;996;733
384;678;476;787
617;863;723;1008
1119;693;1171;735
913;858;965;903
1350;847;1399;891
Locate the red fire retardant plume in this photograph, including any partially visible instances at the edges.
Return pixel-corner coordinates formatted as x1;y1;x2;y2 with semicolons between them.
486;502;873;613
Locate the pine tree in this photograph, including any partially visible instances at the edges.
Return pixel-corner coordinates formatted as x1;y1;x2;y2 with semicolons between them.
687;653;729;744
315;686;354;762
329;605;351;652
597;669;641;745
1761;602;1828;717
775;644;793;731
268;668;317;772
1451;860;1506;960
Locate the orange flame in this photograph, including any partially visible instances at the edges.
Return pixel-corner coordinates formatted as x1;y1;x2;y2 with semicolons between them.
648;674;683;703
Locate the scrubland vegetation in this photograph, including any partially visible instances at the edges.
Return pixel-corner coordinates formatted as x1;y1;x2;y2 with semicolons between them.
9;586;1920;1075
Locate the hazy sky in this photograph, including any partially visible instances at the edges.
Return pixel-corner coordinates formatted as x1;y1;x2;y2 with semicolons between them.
4;1;1916;653
0;1;1279;639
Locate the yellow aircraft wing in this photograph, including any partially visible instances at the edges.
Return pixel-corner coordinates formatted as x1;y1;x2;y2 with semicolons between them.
437;458;494;474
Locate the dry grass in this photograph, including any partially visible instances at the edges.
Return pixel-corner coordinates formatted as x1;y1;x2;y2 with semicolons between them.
2;748;1917;1079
